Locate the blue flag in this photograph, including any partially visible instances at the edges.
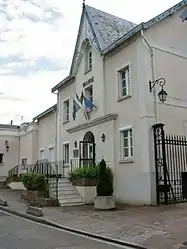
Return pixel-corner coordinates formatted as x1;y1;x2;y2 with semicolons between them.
83;97;96;113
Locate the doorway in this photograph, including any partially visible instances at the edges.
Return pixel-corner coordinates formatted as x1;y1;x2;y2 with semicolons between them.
79;131;96;166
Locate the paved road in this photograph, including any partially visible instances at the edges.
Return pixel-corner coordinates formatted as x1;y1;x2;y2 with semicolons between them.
0;211;136;249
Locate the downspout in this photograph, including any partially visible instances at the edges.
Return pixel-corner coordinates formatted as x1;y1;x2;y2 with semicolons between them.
53;92;58;163
17;130;20;165
140;30;159;123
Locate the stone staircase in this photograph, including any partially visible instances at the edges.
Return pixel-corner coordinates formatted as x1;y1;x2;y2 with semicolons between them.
54;178;83;207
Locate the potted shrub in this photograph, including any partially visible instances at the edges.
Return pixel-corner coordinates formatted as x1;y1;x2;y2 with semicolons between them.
94;159;115;210
21;173;49;202
69;165;98;204
70;165;98;186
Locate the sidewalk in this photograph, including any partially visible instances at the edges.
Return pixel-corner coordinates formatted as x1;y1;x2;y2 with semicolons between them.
1;189;187;249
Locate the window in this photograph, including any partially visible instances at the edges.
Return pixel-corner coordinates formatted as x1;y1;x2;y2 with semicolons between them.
21;158;27;166
0;153;3;164
88;48;92;71
85;84;93;102
85;43;92;72
48;147;55;162
120;128;133;160
63;99;70;123
63;143;69;164
118;66;130;98
40;149;45;160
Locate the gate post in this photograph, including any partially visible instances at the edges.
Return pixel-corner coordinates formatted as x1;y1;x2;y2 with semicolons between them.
152;123;168;204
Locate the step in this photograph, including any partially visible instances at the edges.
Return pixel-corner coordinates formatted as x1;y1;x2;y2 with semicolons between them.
58;190;78;195
59;202;83;207
58;178;70;183
58;186;76;191
59;198;83;204
58;194;81;200
58;182;72;187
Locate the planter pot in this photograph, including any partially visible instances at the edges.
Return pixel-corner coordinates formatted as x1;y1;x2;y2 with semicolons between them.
94;196;115;210
76;186;96;204
72;178;97;186
26;190;46;202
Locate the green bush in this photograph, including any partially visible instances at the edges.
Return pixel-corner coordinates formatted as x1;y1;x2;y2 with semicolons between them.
21;173;47;192
69;165;98;179
96;159;113;196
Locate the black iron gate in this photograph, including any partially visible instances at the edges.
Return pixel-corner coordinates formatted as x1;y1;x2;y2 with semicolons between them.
153;123;187;204
79;141;96;166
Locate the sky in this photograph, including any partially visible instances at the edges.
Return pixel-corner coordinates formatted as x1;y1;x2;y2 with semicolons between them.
0;0;181;124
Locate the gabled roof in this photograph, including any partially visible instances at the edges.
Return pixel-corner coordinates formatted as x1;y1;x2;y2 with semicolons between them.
52;0;187;92
85;5;136;51
33;104;57;121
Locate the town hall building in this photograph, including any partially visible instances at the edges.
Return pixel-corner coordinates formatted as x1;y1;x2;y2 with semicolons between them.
1;1;187;206
52;1;187;205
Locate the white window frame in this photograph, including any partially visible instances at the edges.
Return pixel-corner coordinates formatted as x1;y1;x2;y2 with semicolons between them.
48;146;55;162
39;149;45;160
116;63;132;101
119;126;133;162
63;98;70;123
63;142;69;165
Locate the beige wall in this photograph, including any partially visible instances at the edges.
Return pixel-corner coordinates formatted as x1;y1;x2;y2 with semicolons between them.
0;129;19;179
38;111;56;160
19;123;38;165
144;8;187;135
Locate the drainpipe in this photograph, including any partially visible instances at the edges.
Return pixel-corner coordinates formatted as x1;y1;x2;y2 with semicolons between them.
53;92;58;163
140;30;159;123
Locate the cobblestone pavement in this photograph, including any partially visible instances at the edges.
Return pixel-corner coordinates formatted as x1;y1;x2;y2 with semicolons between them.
1;189;187;249
0;210;133;249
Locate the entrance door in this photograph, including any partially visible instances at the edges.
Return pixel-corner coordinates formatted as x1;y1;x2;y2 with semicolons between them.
80;131;96;166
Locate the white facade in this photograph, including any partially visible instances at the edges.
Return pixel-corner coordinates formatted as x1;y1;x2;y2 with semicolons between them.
3;1;187;205
52;2;187;205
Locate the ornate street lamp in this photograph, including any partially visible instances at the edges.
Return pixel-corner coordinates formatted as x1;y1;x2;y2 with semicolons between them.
149;78;168;103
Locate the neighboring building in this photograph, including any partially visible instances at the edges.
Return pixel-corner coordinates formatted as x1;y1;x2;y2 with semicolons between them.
33;104;57;162
0;105;57;179
51;1;187;205
19;122;38;165
0;124;19;181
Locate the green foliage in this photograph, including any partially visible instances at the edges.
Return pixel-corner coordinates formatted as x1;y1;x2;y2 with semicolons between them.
70;165;98;179
21;173;47;191
96;159;113;196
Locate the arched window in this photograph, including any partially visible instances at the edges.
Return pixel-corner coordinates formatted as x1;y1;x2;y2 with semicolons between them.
85;42;92;72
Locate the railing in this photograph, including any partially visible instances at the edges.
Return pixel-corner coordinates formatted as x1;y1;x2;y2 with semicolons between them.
8;165;19;177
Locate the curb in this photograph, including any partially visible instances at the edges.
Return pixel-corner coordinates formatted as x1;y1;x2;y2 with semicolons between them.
0;205;147;249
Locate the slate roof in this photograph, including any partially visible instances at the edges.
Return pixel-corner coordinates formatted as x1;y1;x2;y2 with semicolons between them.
85;5;136;51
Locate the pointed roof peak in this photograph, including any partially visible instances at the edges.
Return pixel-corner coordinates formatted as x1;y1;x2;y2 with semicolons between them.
84;4;137;51
82;0;85;8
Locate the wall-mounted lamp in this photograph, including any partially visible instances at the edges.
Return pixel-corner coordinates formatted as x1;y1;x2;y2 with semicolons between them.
149;78;168;103
101;133;106;142
74;140;78;148
5;140;10;152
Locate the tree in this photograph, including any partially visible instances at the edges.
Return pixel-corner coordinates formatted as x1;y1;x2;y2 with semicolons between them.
96;159;113;196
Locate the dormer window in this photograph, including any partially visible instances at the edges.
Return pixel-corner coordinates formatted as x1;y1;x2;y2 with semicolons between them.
85;43;92;73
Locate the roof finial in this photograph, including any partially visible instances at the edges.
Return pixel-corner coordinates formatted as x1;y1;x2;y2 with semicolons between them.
83;0;85;8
